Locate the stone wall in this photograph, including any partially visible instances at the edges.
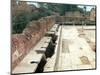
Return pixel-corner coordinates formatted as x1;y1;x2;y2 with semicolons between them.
55;16;95;25
12;16;55;70
56;16;84;23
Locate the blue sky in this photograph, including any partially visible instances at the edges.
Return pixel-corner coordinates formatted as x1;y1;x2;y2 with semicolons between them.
78;5;95;11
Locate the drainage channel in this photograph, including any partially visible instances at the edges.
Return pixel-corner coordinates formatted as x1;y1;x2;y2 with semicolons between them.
35;24;59;73
54;25;62;71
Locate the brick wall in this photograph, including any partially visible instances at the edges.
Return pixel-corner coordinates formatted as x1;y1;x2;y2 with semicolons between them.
12;16;55;70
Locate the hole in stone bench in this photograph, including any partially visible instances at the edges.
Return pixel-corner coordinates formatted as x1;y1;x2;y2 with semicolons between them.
50;31;55;32
44;41;49;43
35;50;45;54
30;61;39;64
41;47;47;48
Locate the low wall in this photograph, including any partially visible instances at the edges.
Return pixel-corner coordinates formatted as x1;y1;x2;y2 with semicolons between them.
55;16;95;25
12;16;55;70
56;16;84;23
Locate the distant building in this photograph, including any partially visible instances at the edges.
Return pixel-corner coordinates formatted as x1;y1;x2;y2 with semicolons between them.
12;0;41;17
65;11;84;22
90;8;96;21
65;9;96;22
16;1;32;14
12;0;17;16
12;0;33;16
65;11;83;18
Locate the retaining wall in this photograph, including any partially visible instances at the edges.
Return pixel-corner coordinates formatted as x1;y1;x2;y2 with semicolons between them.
12;16;55;70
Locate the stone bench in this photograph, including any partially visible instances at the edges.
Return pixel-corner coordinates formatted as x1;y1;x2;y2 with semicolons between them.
12;36;52;74
12;49;44;74
44;26;61;72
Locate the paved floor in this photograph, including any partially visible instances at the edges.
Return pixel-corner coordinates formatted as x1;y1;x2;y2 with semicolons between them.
56;26;96;71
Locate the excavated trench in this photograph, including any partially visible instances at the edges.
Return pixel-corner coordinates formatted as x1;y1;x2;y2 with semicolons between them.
35;30;58;73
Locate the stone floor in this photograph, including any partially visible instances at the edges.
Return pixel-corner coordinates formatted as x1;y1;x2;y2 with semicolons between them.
56;25;96;71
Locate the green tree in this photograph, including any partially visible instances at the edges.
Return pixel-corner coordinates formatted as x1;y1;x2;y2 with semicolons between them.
12;12;30;34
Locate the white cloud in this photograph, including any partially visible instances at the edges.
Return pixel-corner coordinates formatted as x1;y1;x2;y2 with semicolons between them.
78;5;95;11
